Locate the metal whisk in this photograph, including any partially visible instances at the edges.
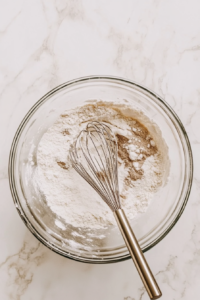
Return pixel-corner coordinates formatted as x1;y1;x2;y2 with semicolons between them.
69;121;162;300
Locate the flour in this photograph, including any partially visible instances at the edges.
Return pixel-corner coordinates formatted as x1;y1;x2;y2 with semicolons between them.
36;101;169;229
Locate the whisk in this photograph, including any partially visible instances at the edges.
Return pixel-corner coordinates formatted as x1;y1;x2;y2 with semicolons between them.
69;121;162;299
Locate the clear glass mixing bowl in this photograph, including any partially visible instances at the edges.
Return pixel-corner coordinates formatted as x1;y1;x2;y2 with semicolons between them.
9;76;193;263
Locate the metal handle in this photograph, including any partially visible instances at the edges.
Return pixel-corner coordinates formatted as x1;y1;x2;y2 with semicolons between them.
113;209;162;299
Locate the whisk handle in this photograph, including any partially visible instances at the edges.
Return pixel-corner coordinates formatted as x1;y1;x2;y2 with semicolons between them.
114;209;162;299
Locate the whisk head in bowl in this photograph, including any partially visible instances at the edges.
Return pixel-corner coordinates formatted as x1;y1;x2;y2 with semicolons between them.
69;121;121;212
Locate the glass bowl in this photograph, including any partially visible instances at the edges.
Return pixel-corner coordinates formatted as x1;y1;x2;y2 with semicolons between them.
9;76;193;263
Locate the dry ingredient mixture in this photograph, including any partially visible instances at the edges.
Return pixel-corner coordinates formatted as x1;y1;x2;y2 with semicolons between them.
37;101;169;229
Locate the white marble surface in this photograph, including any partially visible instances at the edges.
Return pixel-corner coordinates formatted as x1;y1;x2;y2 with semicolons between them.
0;0;200;299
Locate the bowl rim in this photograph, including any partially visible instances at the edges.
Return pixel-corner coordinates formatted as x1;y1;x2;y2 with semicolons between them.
8;75;193;263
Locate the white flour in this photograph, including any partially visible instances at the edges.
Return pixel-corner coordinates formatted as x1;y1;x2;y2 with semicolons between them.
36;101;169;229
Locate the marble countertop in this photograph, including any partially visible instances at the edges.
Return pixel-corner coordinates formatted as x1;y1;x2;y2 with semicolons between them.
1;1;200;299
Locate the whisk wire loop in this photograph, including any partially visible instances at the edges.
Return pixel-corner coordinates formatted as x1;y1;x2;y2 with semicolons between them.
69;121;121;211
